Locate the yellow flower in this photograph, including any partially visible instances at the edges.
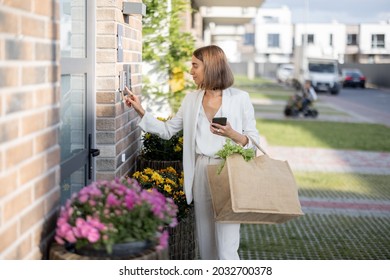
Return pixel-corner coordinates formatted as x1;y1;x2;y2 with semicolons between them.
165;178;177;187
144;168;154;175
141;175;149;182
151;172;164;184
164;184;172;193
131;167;189;221
174;145;182;152
144;133;151;139
178;137;183;145
132;171;141;179
166;166;177;174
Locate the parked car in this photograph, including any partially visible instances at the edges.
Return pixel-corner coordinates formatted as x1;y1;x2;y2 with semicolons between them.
341;68;366;88
276;63;294;85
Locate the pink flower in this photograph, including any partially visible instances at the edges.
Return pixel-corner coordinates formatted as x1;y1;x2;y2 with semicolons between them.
55;235;65;245
87;216;106;231
106;193;120;207
156;230;169;251
86;228;100;243
78;194;89;203
54;177;178;253
65;230;77;243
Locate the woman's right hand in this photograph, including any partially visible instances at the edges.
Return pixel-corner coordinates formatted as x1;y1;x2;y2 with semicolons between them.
123;86;145;117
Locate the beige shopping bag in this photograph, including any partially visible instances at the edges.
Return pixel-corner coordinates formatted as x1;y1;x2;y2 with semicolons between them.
207;142;304;224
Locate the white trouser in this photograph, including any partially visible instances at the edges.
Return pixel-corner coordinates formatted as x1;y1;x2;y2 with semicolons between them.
193;155;240;260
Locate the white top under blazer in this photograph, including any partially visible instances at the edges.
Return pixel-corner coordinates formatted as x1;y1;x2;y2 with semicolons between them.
138;87;260;204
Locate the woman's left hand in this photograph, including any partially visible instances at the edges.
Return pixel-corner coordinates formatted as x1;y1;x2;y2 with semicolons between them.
210;121;248;146
210;121;232;138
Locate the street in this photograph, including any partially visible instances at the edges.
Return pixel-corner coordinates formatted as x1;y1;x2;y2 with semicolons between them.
319;87;390;127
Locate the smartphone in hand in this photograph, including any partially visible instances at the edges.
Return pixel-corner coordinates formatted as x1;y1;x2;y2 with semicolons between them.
212;117;227;126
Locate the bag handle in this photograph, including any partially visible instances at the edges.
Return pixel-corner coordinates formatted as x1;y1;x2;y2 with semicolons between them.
247;135;268;156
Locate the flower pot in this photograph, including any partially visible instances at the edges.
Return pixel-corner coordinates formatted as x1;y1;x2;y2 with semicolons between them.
49;242;169;260
167;206;197;260
137;156;183;173
75;240;153;259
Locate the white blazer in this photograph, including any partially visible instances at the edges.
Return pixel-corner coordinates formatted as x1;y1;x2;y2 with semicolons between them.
138;87;260;204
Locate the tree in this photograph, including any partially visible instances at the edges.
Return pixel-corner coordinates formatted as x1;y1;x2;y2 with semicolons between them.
142;0;195;113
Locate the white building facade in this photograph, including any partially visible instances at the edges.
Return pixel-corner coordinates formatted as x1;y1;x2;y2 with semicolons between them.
254;6;293;63
253;6;390;65
359;21;390;63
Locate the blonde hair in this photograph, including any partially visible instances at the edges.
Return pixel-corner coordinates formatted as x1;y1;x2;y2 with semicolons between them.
193;45;234;90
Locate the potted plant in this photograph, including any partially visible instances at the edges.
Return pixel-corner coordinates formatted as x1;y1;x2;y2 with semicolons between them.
51;177;178;260
131;167;196;260
132;166;188;221
137;117;183;172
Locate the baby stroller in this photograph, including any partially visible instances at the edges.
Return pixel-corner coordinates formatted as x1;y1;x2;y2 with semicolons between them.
284;81;319;118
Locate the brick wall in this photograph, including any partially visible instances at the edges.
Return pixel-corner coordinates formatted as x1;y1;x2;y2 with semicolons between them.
0;0;144;259
0;1;61;259
95;0;143;181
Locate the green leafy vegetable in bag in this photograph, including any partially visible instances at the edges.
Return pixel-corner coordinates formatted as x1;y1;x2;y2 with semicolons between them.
215;139;255;174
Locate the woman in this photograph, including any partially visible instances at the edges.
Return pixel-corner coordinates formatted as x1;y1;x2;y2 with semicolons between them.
124;45;260;260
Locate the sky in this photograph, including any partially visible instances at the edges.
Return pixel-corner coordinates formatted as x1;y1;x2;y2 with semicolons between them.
262;0;390;24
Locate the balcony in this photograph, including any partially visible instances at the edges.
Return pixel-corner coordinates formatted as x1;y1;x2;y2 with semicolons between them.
192;0;263;8
200;6;258;25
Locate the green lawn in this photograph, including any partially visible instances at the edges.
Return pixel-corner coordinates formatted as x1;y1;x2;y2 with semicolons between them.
256;119;390;152
295;172;390;200
240;214;390;260
249;91;293;101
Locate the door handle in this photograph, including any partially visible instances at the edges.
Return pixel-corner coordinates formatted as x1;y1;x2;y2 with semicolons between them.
88;148;100;180
90;148;100;157
88;134;100;180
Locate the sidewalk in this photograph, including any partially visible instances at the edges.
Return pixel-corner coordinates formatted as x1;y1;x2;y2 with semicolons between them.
268;146;390;175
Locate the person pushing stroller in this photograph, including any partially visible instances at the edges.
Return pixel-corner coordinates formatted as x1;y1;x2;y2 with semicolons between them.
284;80;318;118
301;79;317;111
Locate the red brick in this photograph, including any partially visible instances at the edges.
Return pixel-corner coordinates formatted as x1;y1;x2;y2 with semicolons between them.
34;171;57;200
35;129;58;154
46;147;60;170
46;107;60;126
21;111;46;136
0;10;18;34
3;0;32;11
21;16;45;38
0;67;19;88
19;155;45;185
44;188;60;215
22;66;46;85
21;201;45;234
3;187;32;222
4;234;33;259
0;223;18;252
0;169;18;198
0;117;20;143
5;91;34;114
5;139;33;169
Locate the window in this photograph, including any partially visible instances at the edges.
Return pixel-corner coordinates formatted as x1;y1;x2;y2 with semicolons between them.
244;33;255;45
308;63;335;73
267;33;280;48
372;34;385;48
307;34;314;44
263;16;279;23
301;34;315;44
347;34;358;45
